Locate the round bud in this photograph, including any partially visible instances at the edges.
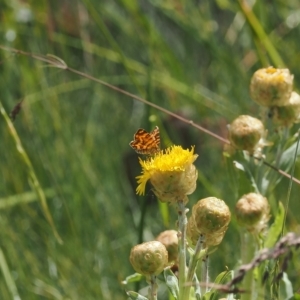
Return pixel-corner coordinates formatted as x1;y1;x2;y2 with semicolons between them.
205;230;227;247
235;193;270;233
192;197;231;235
156;230;178;263
129;241;168;276
250;67;293;106
269;92;300;127
228;115;264;153
187;215;200;246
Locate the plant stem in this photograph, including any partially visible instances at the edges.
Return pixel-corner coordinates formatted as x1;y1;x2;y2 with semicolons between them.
240;231;256;300
0;247;21;300
237;0;284;67
201;253;209;294
183;235;206;299
0;101;63;244
148;275;158;300
178;200;188;300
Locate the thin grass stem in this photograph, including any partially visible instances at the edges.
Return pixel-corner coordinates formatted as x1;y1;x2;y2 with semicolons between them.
0;101;63;244
0;247;21;300
238;0;284;67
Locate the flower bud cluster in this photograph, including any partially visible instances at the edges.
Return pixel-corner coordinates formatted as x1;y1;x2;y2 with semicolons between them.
250;67;300;127
235;193;270;234
187;197;231;247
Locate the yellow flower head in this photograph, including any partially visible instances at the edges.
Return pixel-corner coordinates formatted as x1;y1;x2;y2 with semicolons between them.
136;146;198;203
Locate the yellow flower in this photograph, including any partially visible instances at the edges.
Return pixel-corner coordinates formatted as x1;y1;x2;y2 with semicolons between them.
136;146;198;203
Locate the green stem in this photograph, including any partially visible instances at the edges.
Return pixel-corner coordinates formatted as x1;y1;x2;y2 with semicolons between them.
183;235;207;299
240;231;256;300
201;253;209;294
237;0;284;67
148;275;158;300
0;247;21;300
0;101;63;244
178;200;188;300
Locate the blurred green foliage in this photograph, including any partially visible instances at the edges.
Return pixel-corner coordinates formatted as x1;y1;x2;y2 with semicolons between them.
1;0;300;299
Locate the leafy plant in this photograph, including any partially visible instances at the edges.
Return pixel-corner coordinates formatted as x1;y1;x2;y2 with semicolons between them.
1;1;300;300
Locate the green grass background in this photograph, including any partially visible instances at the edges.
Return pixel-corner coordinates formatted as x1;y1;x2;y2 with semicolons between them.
1;0;300;299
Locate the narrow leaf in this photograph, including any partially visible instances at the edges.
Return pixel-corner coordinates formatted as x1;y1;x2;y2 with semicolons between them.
0;247;21;300
233;160;259;193
122;273;143;285
127;291;148;300
264;202;285;248
210;270;234;300
282;272;293;300
213;270;233;285
164;268;179;299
